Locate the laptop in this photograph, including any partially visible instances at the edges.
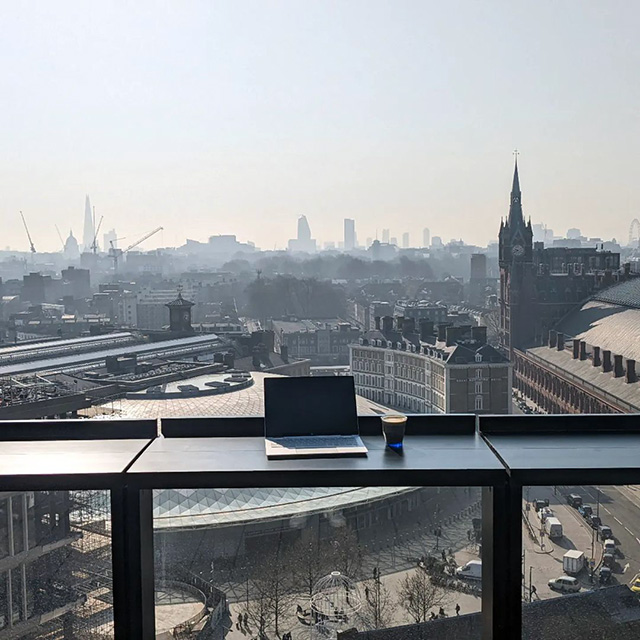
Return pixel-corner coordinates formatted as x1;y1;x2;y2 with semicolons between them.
264;376;368;459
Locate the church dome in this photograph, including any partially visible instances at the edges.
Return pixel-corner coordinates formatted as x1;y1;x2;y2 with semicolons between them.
64;230;80;259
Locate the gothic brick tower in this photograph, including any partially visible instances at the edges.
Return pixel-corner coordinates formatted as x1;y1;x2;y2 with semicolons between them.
498;158;535;356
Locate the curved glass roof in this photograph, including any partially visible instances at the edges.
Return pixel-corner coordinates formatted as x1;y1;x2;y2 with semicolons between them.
153;486;416;530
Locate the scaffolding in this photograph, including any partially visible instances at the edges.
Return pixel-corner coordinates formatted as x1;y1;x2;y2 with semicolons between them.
10;489;115;640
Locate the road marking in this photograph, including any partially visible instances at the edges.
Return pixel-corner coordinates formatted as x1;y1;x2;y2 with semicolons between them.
615;517;623;525
624;563;630;574
636;537;640;545
603;507;611;514
626;527;634;535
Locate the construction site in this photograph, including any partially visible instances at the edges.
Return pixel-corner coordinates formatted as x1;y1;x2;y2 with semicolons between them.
0;489;113;639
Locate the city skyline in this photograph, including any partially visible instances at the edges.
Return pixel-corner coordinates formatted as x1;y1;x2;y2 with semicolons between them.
2;2;639;252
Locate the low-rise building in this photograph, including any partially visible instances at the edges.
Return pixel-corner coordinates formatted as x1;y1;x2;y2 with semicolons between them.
393;300;448;323
350;316;511;413
270;319;360;366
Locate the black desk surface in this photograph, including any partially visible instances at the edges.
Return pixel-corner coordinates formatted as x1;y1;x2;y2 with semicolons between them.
0;439;153;488
484;432;640;484
128;434;505;488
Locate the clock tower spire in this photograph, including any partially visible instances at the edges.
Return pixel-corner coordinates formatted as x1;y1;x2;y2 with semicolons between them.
508;153;524;228
498;153;535;356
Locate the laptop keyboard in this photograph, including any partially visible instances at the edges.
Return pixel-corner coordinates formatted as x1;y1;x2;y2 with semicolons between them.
273;436;362;449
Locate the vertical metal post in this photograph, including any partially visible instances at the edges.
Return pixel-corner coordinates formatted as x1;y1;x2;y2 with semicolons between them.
111;487;155;640
482;479;522;639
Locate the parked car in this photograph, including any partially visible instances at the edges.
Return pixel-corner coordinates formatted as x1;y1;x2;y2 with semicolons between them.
578;505;593;519
588;515;602;529
545;517;563;539
456;560;482;580
567;494;583;508
534;499;550;512
603;553;615;568
604;539;616;555
599;566;612;585
537;506;554;522
599;525;613;540
629;573;640;593
548;576;581;593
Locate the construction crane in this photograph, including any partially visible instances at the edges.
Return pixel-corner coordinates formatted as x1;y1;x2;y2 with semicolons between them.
55;224;65;250
20;212;36;255
109;226;163;272
91;215;104;254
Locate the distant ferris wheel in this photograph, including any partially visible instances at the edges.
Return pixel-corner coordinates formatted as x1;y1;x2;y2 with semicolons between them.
629;219;640;247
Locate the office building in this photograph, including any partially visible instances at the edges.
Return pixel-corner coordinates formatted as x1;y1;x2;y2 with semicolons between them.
423;227;430;248
402;232;410;249
381;229;390;244
61;267;91;300
287;215;317;253
344;218;356;251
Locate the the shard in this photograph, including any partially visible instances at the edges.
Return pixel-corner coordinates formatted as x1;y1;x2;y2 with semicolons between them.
82;195;94;252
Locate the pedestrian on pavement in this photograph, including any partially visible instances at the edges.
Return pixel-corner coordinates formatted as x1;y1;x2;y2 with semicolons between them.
455;603;460;616
441;549;446;561
236;613;242;630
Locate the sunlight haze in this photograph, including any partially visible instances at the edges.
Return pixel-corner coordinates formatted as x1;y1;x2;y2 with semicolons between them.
2;0;638;251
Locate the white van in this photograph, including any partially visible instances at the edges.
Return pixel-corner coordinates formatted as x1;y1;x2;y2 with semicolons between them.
456;560;482;580
604;539;616;554
545;517;563;539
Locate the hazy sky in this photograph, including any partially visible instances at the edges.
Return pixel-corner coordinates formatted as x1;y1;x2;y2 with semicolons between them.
2;1;639;252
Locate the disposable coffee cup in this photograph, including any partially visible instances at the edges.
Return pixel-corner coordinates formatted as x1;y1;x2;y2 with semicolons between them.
381;413;407;448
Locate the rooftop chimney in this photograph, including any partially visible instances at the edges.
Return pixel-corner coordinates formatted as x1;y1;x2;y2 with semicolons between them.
382;316;393;333
396;316;404;332
548;330;557;348
572;339;580;359
626;359;636;383
437;322;452;342
472;326;487;345
419;319;434;342
593;346;601;367
445;326;460;347
602;350;612;372
557;333;565;351
403;317;416;336
614;354;624;378
579;341;587;361
374;316;381;330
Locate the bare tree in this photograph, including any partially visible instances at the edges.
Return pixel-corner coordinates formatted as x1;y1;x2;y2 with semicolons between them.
244;546;294;638
288;528;331;599
481;309;501;346
361;566;396;629
398;569;449;623
328;525;363;579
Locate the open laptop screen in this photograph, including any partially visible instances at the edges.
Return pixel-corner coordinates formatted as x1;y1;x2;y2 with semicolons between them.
264;376;359;438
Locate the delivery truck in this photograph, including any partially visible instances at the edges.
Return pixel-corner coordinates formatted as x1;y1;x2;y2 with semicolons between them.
563;550;585;575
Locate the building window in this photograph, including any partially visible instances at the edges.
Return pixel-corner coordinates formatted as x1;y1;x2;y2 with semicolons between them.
475;381;483;394
475;353;483;363
475;369;482;379
475;395;483;411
